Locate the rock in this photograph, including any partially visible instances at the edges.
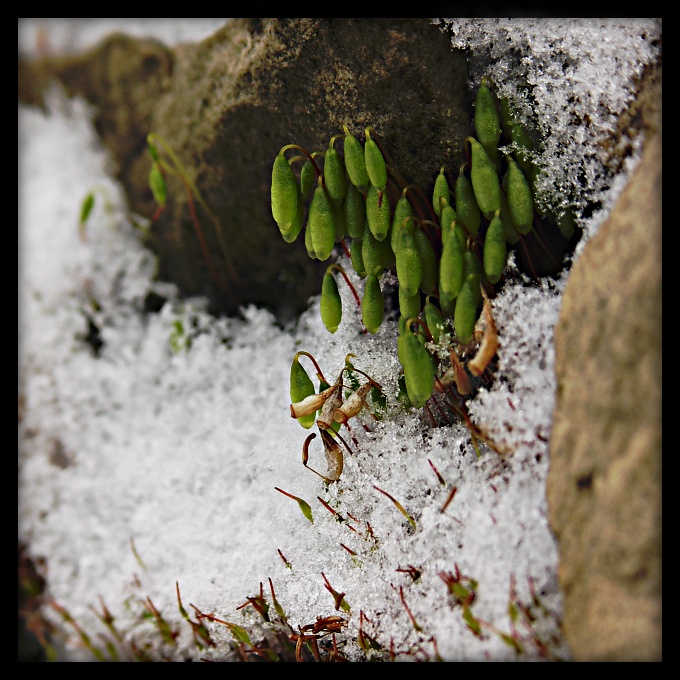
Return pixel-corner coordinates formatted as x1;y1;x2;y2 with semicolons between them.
18;32;174;188
19;19;473;321
547;67;662;661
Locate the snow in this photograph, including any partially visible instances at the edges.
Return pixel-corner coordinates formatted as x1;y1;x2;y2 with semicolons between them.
18;18;661;661
436;18;660;229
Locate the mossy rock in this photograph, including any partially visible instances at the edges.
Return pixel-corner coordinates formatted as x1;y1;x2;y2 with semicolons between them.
19;18;473;321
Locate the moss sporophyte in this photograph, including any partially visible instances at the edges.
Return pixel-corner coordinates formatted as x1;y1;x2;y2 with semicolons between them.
272;79;581;474
145;133;239;304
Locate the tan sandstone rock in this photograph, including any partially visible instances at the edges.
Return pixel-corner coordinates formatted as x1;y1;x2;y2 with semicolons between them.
547;66;662;661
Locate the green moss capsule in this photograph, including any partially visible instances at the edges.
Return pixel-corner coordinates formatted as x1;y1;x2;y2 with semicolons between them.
398;313;409;339
324;141;348;205
391;190;414;253
440;199;457;242
308;181;337;260
474;80;501;153
271;150;299;231
455;165;481;237
462;248;483;307
439;223;464;301
509;122;535;177
455;217;468;250
331;200;347;243
364;128;387;192
499;97;514;141
350;237;367;278
149;163;167;207
300;158;316;197
394;226;422;298
362;273;384;334
468;136;501;221
344;181;366;239
280;182;305;243
499;185;521;245
366;184;391;241
343;125;369;191
399;285;421;322
423;297;446;345
487;145;502;175
401;323;434;409
362;230;385;276
305;213;317;259
414;227;438;295
432;167;451;220
79;191;95;225
417;321;439;374
505;157;534;235
396;373;412;409
439;293;456;319
483;209;506;284
320;269;342;333
290;355;316;429
362;228;393;276
147;139;160;163
500;97;535;170
453;275;479;345
529;165;548;217
397;315;408;365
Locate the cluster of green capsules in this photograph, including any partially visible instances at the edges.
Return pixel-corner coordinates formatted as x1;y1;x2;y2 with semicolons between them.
271;78;577;411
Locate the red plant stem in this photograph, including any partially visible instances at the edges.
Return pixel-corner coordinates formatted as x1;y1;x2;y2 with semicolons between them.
294;351;327;385
428;458;446;485
329;263;361;308
281;143;323;176
440;486;458;514
398;586;421;631
274;487;300;502
317;496;341;518
183;181;234;300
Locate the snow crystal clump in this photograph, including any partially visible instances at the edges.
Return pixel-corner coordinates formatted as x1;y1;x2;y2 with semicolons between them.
433;18;661;238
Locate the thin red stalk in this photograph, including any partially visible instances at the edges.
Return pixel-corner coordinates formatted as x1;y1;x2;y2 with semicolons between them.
294;350;327;385
329;263;361;308
440;486;458;513
281;143;323;177
183;181;234;299
398;586;422;632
